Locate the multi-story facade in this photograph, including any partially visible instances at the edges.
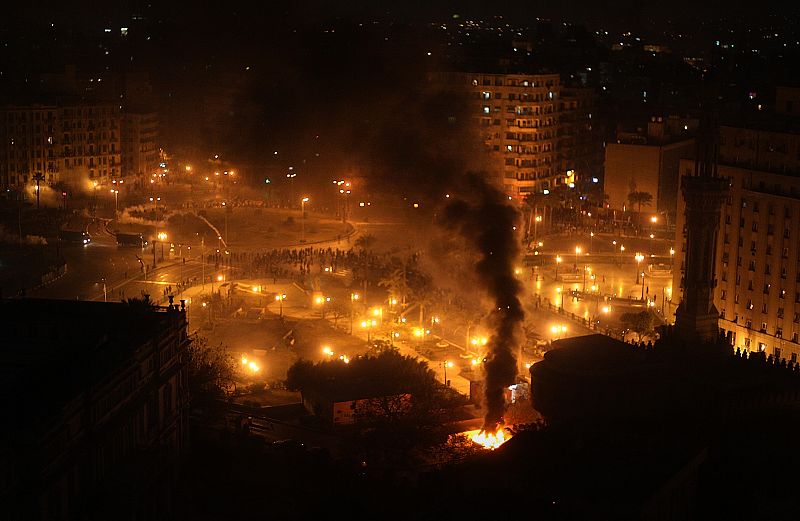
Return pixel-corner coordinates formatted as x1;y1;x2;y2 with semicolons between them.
438;72;563;199
0;103;123;191
0;297;189;520
60;103;121;185
437;71;601;200
122;111;159;182
0;105;60;189
674;123;800;359
560;86;604;190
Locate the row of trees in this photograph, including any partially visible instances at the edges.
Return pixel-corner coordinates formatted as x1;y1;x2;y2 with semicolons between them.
520;184;654;240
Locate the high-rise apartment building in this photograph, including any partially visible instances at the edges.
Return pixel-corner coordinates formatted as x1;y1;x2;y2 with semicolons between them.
60;103;121;184
438;71;597;200
0;105;60;189
0;103;124;191
122;111;159;182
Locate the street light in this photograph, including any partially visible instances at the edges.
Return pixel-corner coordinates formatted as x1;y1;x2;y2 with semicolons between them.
533;214;542;245
275;293;287;317
157;232;168;260
574;246;582;269
589;231;594;253
349;292;360;334
301;197;309;242
556;286;564;310
110;189;119;218
555;255;562;280
641;271;646;301
635;252;645;284
443;360;454;387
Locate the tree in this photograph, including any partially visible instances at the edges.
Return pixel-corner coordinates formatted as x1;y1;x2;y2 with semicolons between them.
327;299;349;327
379;266;410;305
620;310;656;342
186;334;237;415
122;296;157;311
627;191;654;232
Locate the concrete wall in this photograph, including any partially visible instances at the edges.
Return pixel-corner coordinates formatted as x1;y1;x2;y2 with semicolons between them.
604;143;660;211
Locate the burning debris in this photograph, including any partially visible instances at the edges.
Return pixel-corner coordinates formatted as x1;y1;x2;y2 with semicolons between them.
466;427;511;450
443;173;525;436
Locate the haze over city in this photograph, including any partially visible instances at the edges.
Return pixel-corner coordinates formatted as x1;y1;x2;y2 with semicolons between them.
2;2;800;520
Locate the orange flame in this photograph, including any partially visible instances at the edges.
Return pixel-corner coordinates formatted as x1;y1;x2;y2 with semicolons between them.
466;428;510;450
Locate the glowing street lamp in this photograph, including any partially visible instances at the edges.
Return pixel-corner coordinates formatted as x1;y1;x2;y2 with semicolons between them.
349;292;360;334
635;252;645;284
555;255;562;280
275;293;287;317
301;196;309;242
157;231;168;260
443;360;454;386
110;189;119;217
574;246;582;269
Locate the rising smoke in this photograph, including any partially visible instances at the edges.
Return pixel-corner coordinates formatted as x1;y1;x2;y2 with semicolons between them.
334;55;524;426
442;174;524;430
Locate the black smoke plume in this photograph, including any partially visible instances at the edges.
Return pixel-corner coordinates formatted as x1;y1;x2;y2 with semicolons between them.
442;174;524;430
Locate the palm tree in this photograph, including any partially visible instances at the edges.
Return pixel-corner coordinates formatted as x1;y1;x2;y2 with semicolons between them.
524;191;556;241
627;191;653;233
379;266;410;305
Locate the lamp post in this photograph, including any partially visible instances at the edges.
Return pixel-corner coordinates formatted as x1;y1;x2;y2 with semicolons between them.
301;197;309;242
670;247;675;270
641;271;646;301
222;201;229;245
350;292;360;333
157;232;168;261
574;246;582;270
555;255;562;281
556;286;564;310
33;171;44;210
534;214;542;245
110;189;119;218
635;252;644;284
275;293;286;317
443;360;453;387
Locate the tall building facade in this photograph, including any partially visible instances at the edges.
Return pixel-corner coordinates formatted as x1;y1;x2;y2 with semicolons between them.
122;111;159;182
674;123;800;359
0;102;143;192
0;105;60;189
60;103;122;185
439;71;596;200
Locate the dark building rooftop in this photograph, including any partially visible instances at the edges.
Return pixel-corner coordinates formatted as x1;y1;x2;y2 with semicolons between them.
0;298;185;431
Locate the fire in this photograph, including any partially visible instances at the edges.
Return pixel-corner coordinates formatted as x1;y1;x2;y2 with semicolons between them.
466;428;511;450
